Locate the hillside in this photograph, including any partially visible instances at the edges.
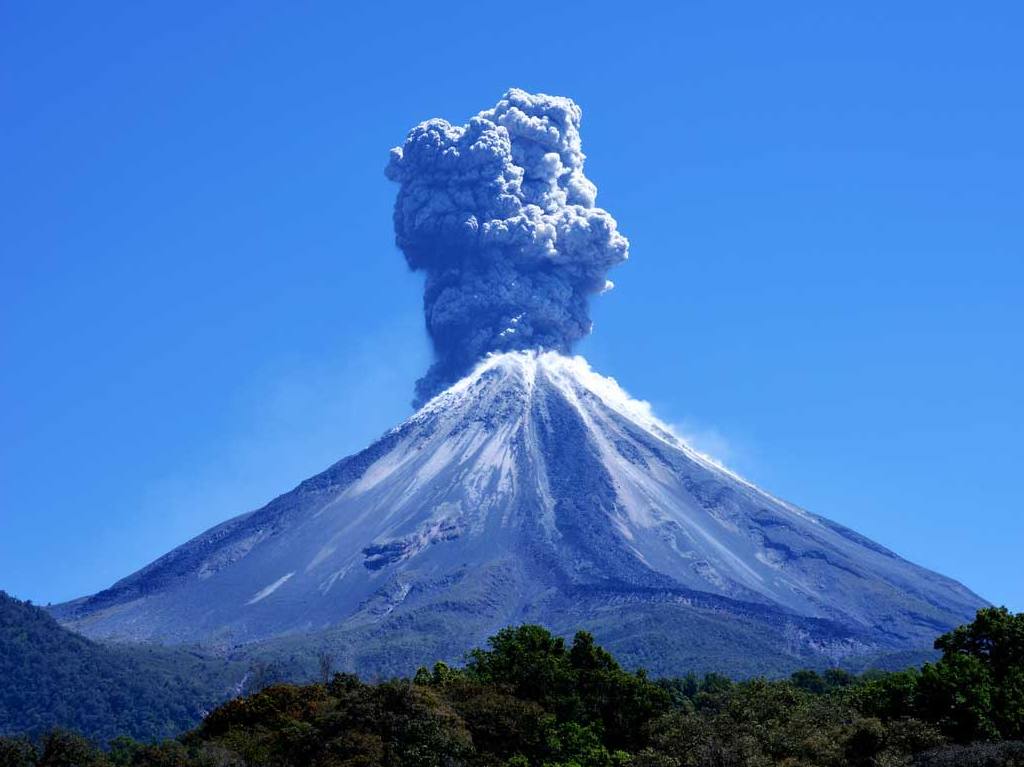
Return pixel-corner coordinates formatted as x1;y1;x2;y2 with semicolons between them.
0;592;244;743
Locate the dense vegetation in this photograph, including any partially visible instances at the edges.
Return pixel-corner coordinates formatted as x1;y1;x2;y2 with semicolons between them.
0;592;244;743
2;607;1021;766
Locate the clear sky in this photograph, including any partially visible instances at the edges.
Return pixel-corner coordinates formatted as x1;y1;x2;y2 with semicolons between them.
1;2;1021;611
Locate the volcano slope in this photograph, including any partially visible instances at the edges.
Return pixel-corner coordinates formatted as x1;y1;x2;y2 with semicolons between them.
53;352;985;677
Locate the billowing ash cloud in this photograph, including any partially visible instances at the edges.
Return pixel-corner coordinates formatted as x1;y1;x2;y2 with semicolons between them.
385;88;629;405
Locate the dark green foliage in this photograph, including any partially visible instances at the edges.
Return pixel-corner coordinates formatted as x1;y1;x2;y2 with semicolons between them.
36;730;102;767
465;627;671;752
847;607;1024;745
0;736;37;767
1;610;1022;766
851;667;922;721
790;667;856;694
0;592;243;744
917;606;1024;742
913;741;1024;766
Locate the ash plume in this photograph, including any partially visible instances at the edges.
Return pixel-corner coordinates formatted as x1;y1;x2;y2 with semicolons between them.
385;88;629;405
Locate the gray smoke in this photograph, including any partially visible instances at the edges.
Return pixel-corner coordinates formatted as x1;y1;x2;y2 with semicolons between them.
386;88;629;405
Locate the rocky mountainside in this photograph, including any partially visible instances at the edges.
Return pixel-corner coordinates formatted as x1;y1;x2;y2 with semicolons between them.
53;352;985;676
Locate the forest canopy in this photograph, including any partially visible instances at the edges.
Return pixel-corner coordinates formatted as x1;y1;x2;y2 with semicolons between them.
2;607;1023;766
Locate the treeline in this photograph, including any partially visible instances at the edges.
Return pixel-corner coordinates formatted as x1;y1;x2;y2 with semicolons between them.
1;607;1022;767
0;592;243;744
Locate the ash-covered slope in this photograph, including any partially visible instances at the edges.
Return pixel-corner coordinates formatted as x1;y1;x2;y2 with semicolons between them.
54;352;985;674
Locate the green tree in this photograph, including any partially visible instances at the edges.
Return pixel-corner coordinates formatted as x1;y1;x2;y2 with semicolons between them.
467;624;572;705
851;668;921;721
918;606;1024;741
0;737;37;767
37;730;101;767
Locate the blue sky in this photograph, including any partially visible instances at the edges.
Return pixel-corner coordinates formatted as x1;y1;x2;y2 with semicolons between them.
1;2;1021;611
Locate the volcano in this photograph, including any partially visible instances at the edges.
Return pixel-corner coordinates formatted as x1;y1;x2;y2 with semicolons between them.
53;352;985;676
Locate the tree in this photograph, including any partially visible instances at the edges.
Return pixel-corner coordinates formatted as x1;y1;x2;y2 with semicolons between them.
918;606;1024;741
37;730;100;767
317;649;335;685
851;668;921;721
0;737;37;767
467;624;570;703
